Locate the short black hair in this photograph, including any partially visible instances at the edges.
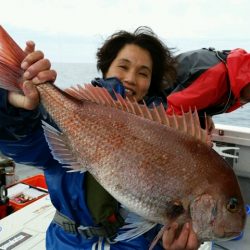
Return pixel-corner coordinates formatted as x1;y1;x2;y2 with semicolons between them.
96;26;177;97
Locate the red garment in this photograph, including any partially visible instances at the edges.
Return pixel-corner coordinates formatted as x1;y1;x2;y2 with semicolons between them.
166;49;250;115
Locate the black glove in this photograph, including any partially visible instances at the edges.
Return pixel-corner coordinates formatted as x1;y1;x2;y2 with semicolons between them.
91;77;126;100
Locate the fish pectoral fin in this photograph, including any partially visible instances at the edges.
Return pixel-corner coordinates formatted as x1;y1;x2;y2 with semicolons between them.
114;210;157;242
42;120;85;171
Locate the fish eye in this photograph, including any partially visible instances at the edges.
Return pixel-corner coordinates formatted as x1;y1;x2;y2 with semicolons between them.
227;198;239;212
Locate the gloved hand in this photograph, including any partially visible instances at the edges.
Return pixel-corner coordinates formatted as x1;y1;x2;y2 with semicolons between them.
91;77;126;100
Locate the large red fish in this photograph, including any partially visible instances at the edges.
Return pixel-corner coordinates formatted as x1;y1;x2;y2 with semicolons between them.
0;26;246;247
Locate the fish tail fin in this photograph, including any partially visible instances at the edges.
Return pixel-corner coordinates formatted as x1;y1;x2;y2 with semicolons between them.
0;25;26;92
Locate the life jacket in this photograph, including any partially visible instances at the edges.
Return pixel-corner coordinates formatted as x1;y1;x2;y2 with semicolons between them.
166;48;236;118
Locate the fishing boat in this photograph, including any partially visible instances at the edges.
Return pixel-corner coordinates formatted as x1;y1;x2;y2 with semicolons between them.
0;123;249;250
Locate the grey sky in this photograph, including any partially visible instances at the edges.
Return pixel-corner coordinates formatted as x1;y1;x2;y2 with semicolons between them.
1;0;250;62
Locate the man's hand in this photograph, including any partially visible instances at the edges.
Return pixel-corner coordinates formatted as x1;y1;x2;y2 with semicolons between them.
162;222;200;250
8;41;57;110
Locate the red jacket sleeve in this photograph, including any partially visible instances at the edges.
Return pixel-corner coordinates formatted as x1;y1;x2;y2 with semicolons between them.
167;48;250;115
227;49;250;100
166;62;228;115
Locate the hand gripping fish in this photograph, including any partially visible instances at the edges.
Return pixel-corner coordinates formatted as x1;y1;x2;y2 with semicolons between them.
0;26;246;248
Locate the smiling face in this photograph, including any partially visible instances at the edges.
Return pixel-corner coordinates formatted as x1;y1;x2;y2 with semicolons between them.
105;44;153;102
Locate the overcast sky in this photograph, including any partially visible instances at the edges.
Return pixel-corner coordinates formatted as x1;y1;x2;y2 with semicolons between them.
1;0;250;62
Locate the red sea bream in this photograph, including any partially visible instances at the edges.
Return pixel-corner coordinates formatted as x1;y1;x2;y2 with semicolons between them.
0;26;246;246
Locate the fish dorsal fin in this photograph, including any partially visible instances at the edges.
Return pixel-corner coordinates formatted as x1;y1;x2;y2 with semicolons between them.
65;84;210;145
41;120;84;171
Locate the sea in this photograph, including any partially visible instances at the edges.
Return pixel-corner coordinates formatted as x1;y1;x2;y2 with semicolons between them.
52;62;250;128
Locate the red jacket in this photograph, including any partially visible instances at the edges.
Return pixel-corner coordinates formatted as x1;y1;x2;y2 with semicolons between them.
166;49;250;115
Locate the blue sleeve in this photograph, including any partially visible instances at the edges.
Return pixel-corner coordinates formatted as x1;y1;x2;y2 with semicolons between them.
0;89;57;167
0;128;59;168
0;89;42;140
